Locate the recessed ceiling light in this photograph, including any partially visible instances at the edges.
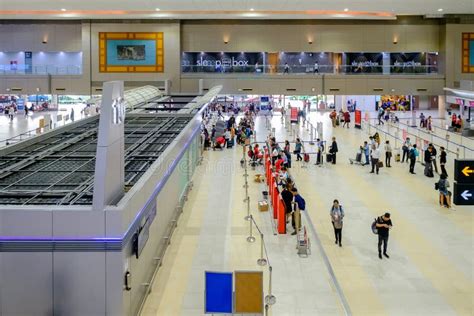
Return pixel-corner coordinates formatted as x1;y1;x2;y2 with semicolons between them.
250;8;254;11
60;8;66;12
155;8;160;11
437;8;443;12
344;8;349;12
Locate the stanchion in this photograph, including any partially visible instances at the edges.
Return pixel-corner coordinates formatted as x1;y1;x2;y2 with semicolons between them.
257;233;267;266
265;266;276;305
244;195;251;221
247;215;256;242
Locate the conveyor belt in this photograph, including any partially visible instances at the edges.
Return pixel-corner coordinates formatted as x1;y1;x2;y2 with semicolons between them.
0;115;192;205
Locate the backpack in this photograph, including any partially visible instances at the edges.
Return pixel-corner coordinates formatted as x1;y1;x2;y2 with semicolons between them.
408;148;415;159
371;218;379;234
437;179;446;191
297;195;306;211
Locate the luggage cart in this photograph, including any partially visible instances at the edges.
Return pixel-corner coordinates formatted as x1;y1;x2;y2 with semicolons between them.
296;226;311;257
349;149;364;165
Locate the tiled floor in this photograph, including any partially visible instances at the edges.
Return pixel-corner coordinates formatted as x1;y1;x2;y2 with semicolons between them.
0;103;90;146
142;112;473;316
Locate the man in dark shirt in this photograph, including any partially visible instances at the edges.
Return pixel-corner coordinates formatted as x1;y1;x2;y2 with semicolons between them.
439;146;447;176
376;212;393;259
281;184;294;234
330;137;338;164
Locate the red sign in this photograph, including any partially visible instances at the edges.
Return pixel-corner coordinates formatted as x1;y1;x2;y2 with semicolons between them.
290;107;298;122
354;110;362;128
456;98;464;106
469;100;474;107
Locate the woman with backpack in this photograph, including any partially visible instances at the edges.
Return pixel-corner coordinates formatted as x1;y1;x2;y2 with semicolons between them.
436;174;451;208
330;199;344;247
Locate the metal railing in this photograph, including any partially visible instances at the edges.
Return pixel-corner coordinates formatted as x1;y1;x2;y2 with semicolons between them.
366;118;474;160
0;64;82;75
241;145;276;315
181;64;439;75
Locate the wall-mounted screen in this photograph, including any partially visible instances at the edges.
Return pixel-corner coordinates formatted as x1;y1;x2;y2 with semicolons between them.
462;33;474;73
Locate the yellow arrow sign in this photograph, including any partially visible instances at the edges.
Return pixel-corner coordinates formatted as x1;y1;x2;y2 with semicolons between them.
462;166;474;177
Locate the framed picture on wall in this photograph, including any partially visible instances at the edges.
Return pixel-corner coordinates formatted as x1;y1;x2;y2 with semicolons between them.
462;33;474;73
99;32;164;73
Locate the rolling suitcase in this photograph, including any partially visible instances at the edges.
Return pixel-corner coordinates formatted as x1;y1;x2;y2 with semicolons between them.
304;153;310;162
326;153;333;163
395;153;401;162
424;164;434;177
226;139;234;148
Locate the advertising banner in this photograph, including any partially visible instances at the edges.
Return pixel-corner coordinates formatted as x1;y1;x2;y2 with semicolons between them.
354;110;362;128
390;53;426;73
277;52;333;73
290;107;298;123
181;52;265;73
343;53;383;73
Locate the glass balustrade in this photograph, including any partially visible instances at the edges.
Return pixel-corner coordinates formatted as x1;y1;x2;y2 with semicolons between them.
0;64;82;75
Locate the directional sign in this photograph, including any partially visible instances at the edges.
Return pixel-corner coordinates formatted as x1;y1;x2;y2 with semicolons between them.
453;183;474;205
454;159;474;184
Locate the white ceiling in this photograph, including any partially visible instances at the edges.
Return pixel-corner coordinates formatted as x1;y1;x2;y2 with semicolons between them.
1;0;473;20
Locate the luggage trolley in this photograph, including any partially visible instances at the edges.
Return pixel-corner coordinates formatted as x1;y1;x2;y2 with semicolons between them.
349;148;364;165
296;226;311;257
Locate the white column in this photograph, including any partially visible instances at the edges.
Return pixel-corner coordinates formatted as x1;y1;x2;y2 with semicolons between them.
438;95;446;120
341;95;348;112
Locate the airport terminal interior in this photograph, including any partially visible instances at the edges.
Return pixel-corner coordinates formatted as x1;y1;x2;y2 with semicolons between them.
0;1;474;316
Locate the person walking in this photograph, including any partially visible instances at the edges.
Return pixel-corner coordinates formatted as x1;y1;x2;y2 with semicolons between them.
409;144;419;174
342;111;350;128
376;212;393;259
401;137;412;163
430;144;438;174
329;110;337;127
384;140;392;167
314;61;319;74
436;174;451;208
315;138;324;165
294;138;303;161
439;146;447;176
329;137;338;164
24;105;29;117
70;108;75;122
283;63;290;74
370;144;381;175
330;199;344;247
377;107;385;125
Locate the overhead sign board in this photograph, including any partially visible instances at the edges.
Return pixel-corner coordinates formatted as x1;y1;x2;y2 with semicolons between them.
454;159;474;184
453;183;474;205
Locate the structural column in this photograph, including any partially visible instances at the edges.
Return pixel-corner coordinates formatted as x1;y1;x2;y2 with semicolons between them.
438;95;446;120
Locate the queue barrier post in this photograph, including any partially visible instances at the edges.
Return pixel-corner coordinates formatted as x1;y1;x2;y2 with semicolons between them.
272;182;278;220
247;214;256;243
265;266;276;306
257;233;267;266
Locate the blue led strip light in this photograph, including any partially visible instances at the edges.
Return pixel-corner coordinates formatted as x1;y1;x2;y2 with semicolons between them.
0;123;201;252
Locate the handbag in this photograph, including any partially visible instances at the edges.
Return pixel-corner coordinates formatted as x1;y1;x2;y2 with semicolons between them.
377;161;384;168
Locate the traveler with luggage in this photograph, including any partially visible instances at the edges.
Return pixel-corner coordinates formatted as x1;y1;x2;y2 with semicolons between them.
291;188;306;235
329;137;338;164
362;141;370;165
439;146;447;176
409;144;419;174
436;174;451;208
401;137;411;163
375;212;393;259
424;146;434;177
384;140;392;168
330;199;344;247
370;144;381;175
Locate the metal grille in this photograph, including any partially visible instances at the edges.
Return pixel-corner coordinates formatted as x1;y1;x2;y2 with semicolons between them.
0;115;192;206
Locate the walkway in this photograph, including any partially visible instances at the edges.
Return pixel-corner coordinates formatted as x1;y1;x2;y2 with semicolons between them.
141;112;473;316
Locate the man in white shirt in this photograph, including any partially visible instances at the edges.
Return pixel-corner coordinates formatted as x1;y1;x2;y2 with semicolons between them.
370;144;381;175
